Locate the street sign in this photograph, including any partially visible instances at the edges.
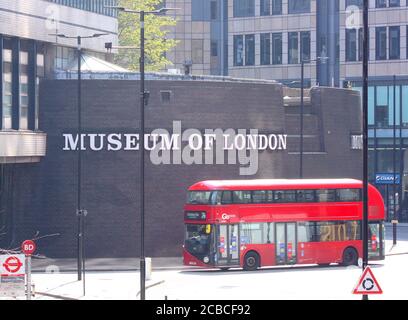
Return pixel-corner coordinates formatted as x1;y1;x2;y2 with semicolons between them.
353;266;383;295
1;255;25;276
0;254;26;297
375;173;400;185
21;240;36;256
0;275;25;297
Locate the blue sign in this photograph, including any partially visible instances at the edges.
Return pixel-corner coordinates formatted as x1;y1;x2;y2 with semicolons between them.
375;173;400;185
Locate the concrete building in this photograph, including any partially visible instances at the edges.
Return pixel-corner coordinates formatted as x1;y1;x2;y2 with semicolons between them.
0;0;117;248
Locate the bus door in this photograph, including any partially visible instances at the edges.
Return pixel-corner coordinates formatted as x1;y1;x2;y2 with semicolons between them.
216;224;240;266
275;222;297;265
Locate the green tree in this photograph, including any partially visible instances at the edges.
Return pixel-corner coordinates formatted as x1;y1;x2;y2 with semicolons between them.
116;0;178;71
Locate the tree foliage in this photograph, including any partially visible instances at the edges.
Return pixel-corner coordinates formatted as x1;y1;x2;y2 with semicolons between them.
116;0;178;71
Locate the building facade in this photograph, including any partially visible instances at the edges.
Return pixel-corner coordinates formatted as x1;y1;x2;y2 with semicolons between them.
33;76;363;258
167;0;408;221
0;0;118;249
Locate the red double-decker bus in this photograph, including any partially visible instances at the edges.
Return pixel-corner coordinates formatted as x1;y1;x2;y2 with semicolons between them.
183;179;385;271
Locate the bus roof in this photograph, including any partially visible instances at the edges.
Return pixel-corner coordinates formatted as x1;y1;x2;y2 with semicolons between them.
189;179;365;190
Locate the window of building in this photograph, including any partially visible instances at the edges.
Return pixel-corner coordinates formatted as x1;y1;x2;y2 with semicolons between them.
300;31;310;62
288;0;310;14
245;34;255;66
288;32;299;64
55;46;75;70
272;0;282;14
388;84;400;126
260;33;271;65
211;1;218;19
358;28;364;61
346;29;357;62
233;35;244;66
233;0;255;17
45;0;117;17
211;41;218;57
2;49;12;130
19;51;29;130
375;27;387;60
345;0;363;8
376;0;387;7
192;39;204;64
389;0;400;7
260;0;271;15
192;0;211;21
376;86;388;127
389;26;400;60
272;33;283;64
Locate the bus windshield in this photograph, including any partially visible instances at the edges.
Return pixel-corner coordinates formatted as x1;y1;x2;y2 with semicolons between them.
185;224;212;260
187;191;212;204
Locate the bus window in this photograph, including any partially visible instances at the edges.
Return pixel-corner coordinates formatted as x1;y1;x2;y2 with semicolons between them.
232;191;252;203
187;191;212;204
316;189;336;202
274;190;296;203
297;190;315;202
346;221;360;240
211;191;222;205
253;190;266;203
297;222;315;242
185;224;212;261
368;222;380;258
221;191;232;204
336;189;361;202
240;223;273;244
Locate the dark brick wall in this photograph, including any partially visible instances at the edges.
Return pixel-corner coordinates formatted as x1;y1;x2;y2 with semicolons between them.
11;79;363;258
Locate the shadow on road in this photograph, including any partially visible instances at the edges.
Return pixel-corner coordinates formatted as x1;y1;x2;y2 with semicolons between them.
180;263;385;276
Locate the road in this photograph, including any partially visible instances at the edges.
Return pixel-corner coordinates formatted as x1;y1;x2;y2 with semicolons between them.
12;238;405;300
385;224;408;241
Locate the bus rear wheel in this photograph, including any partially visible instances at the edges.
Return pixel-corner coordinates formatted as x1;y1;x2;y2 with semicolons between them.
342;247;358;266
243;252;260;271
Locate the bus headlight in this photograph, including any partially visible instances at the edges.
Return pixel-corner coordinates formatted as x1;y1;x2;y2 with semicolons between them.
203;256;209;263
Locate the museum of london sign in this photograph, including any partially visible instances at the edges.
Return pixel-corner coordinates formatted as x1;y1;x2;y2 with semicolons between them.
62;121;287;175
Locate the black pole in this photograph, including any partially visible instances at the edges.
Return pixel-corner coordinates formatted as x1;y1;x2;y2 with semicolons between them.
77;36;83;282
300;60;304;179
140;10;146;301
362;0;369;301
393;75;397;245
82;210;86;296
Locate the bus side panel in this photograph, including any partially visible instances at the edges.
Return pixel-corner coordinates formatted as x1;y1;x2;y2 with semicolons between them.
183;248;210;267
297;242;319;264
240;244;276;267
300;241;363;264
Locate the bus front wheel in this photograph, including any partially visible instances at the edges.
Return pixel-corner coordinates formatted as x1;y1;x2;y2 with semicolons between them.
243;252;260;271
342;247;358;266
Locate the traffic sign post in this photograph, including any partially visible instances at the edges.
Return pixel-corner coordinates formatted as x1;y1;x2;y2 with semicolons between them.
353;266;383;296
21;240;36;300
